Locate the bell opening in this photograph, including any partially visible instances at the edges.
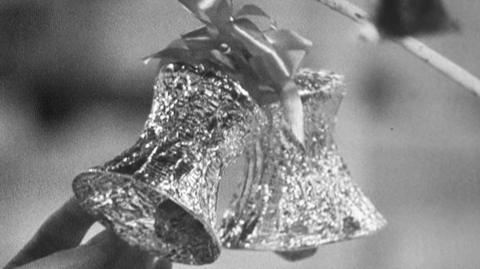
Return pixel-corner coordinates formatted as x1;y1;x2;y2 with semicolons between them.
155;199;220;264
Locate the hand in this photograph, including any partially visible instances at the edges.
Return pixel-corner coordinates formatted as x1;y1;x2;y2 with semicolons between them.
4;197;172;269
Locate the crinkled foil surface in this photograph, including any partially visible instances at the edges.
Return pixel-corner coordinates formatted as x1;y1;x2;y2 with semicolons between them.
73;62;264;265
219;69;387;252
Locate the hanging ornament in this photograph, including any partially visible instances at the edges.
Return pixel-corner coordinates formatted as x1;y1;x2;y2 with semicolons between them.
73;62;266;265
219;69;386;258
374;0;459;37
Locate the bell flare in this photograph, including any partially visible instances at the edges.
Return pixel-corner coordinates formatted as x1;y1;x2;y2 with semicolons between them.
72;170;165;254
73;170;222;265
155;199;221;264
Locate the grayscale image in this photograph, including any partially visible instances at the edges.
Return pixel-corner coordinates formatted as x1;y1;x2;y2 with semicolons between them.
1;1;479;268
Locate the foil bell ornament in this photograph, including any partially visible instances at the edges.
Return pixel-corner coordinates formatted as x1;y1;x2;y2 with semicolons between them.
219;69;387;260
73;62;265;265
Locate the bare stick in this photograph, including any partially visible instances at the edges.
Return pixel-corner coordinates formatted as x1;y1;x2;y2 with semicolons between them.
314;0;480;96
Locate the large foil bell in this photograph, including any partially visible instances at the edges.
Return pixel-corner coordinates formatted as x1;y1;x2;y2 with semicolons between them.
73;62;264;265
219;69;387;260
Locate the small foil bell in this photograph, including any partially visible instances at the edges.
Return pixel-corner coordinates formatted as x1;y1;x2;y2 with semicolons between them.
73;62;264;265
219;69;387;259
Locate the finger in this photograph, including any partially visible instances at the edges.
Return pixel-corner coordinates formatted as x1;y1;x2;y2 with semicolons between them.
86;230;172;269
85;230;172;269
104;238;146;269
5;196;96;268
12;230;119;269
107;241;171;269
150;258;172;269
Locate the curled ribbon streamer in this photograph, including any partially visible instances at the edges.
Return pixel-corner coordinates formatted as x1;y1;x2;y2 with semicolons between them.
144;0;312;144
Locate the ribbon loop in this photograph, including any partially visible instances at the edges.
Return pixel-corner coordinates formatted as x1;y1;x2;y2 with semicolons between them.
147;0;313;144
265;29;313;51
235;4;277;29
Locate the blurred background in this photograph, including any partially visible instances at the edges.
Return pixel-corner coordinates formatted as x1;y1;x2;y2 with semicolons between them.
1;0;480;268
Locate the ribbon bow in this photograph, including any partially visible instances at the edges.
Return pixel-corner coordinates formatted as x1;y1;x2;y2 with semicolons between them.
144;0;312;143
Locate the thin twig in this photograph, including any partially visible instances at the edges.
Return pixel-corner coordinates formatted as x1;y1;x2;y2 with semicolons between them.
314;0;480;96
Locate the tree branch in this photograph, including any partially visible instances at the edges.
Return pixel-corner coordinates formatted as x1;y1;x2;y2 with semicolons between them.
314;0;480;96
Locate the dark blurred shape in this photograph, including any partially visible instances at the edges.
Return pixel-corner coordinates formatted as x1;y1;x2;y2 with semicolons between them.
0;0;154;133
31;75;152;131
360;66;398;120
33;79;76;129
0;1;50;76
275;248;317;262
375;0;459;37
